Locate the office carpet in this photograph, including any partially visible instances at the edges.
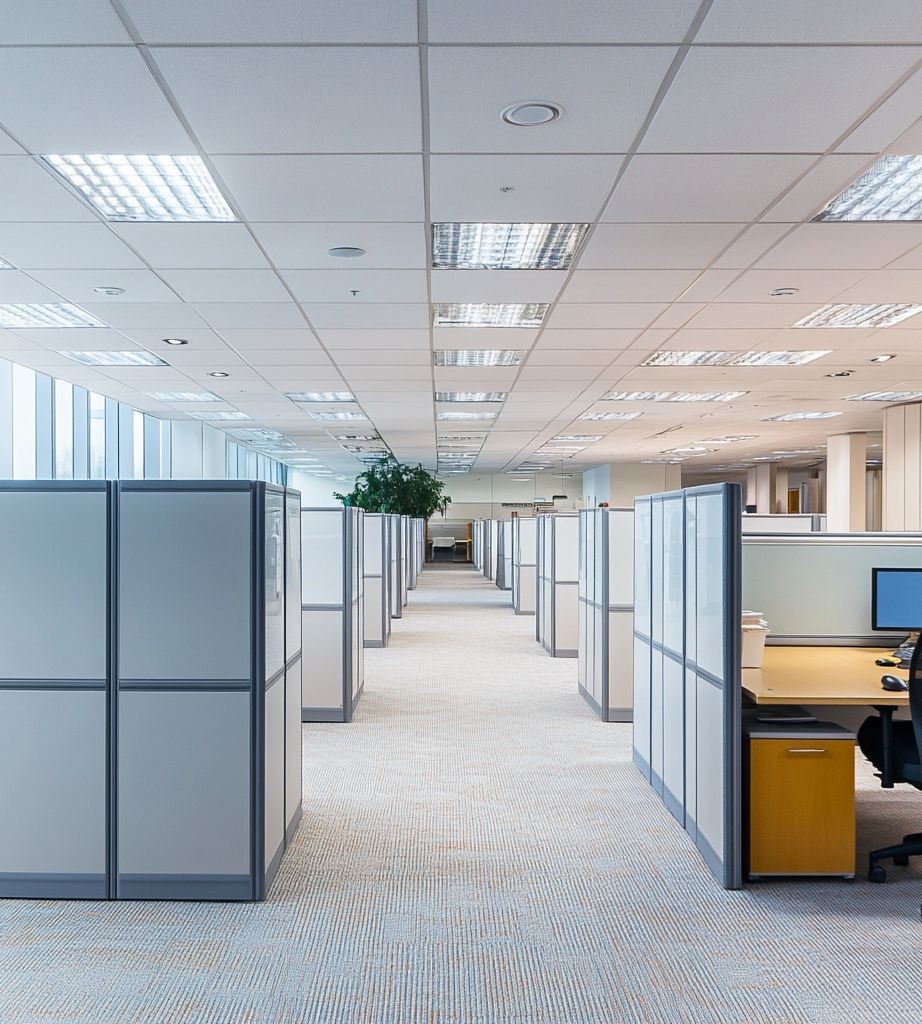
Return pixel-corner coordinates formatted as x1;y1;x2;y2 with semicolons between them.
1;567;921;1024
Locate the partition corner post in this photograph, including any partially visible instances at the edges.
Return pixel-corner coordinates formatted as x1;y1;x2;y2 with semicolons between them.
251;483;266;901
724;482;744;890
106;480;119;899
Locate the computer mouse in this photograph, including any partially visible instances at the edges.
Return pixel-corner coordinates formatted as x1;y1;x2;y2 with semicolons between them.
881;674;909;692
877;657;901;667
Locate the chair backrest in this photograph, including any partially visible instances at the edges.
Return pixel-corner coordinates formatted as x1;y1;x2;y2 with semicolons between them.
907;637;922;767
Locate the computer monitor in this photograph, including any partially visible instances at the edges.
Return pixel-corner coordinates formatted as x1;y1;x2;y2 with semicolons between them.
871;567;922;637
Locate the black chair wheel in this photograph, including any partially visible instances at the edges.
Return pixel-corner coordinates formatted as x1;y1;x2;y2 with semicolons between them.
869;864;887;884
894;854;910;867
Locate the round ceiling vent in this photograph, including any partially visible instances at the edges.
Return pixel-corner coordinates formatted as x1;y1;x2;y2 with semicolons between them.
328;246;366;258
501;102;562;126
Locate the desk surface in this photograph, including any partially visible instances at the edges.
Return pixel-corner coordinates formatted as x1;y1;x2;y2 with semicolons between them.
742;646;909;707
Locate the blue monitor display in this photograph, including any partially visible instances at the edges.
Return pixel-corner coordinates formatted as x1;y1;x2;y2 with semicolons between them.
872;568;922;631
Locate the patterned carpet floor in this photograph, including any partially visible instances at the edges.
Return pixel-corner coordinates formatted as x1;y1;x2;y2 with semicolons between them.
1;568;921;1023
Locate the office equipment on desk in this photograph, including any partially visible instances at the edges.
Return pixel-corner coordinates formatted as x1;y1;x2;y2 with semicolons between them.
871;566;922;662
881;675;908;692
741;610;769;669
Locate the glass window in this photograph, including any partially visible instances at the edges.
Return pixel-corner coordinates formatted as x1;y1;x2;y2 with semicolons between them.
89;392;106;479
133;410;144;477
53;379;74;478
12;363;36;479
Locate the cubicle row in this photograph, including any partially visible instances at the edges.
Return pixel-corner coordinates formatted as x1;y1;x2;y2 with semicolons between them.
536;512;579;658
0;479;303;902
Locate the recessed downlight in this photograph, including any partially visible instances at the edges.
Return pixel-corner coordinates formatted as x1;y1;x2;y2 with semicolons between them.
163;337;188;346
328;246;366;258
871;354;897;363
771;287;799;297
208;370;230;378
501;102;562;126
93;285;124;296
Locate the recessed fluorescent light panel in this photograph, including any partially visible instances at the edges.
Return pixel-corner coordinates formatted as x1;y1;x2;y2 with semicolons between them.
187;410;250;420
229;428;287;443
60;349;167;366
814;155;922;222
43;154;236;222
642;350;830;367
552;435;603;442
435;391;507;403
578;411;642;421
764;411;842;421
433;303;548;328
703;435;759;443
145;391;219;402
793;303;922;329
604;390;746;403
0;303;104;329
308;411;369;421
437;411;497;421
847;390;922;402
432;222;589;270
286;391;354;402
433;350;525;367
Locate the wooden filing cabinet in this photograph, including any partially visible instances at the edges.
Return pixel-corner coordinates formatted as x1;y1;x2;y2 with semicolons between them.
745;721;856;878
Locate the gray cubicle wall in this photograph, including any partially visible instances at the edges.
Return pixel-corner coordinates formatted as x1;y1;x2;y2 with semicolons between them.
388;514;406;619
633;483;743;891
742;532;922;645
512;517;537;615
115;480;299;901
578;507;634;722
472;520;484;570
483;519;498;580
0;481;111;899
300;506;364;722
408;517;423;589
536;512;579;657
284;489;303;842
363;512;390;647
495;520;512;592
741;513;823;534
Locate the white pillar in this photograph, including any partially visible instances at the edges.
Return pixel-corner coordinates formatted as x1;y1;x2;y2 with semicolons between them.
826;433;866;532
774;466;789;514
882;403;922;531
754;463;777;514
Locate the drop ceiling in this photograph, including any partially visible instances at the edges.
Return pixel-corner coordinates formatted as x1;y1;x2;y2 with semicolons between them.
0;0;921;477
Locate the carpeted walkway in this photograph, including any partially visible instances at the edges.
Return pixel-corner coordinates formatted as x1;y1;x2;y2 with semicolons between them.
1;568;921;1023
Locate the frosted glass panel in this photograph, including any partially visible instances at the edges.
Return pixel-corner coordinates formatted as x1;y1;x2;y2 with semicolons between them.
694;493;725;680
555;516;579;581
609;510;634;606
634;499;652;636
301;510;344;605
662;496;684;655
264;489;285;680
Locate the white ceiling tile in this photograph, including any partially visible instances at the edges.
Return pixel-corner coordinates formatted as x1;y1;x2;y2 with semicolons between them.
78;302;208;328
0;270;62;304
1;1;132;42
252;222;426;269
642;46;922;153
427;46;676;153
120;328;231;353
112;223;269;269
333;349;431;365
647;305;703;330
536;328;643;349
684;303;818;330
580;223;741;269
562;269;698;303
258;364;345;379
283;269;428;303
32;268;180;303
664;328;780;351
714;268;869;304
0;158;97;220
837;68;922;153
153;46;421;153
517;365;598;382
524;349;613;367
546;303;667;329
831;270;922;304
160;269;291;302
757;223;922;270
430;270;567;304
217;328;320;350
212;155;425;221
429;155;623;221
319;329;431;349
0;223;143;269
7;326;135;351
193;302;306;329
302;303;430;329
123;0;419;42
891;244;922;270
604;155;814;222
346;366;432;381
241;349;333;366
0;48;192;152
712;224;793;269
431;327;539;349
677;270;740;303
697;1;922;43
761;155;875;222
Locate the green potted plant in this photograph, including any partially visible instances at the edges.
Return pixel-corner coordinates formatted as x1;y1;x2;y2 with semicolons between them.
333;457;450;519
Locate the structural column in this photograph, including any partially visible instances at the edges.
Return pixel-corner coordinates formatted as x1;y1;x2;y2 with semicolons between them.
584;463;682;507
882;403;922;531
826;433;866;532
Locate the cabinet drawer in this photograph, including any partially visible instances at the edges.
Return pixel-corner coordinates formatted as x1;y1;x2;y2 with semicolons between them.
749;738;855;876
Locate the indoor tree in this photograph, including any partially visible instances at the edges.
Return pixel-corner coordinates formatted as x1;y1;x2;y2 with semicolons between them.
334;456;450;519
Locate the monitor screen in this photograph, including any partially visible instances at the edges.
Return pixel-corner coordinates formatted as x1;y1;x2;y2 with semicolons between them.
872;568;922;631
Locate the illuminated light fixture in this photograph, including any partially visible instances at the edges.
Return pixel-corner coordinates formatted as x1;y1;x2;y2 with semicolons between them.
432;302;548;328
703;435;758;443
42;154;236;222
0;303;105;329
603;391;671;402
847;390;922;402
208;371;230;378
764;411;842;421
93;285;124;296
437;411;497;421
187;410;250;420
433;349;525;367
814;154;922;221
286;391;355;403
501;101;562;126
642;350;830;367
870;354;897;363
328;246;366;258
334;434;378;441
145;391;219;402
552;435;603;442
771;287;799;297
432;222;588;270
578;411;642;421
641;457;684;464
793;303;922;329
309;411;369;421
163;337;188;346
604;390;746;403
438;434;486;441
229;428;289;443
436;391;507;403
60;349;167;366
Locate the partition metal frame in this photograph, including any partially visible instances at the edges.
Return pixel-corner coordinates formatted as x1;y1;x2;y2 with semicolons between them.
388;514;408;618
495;520;512;592
512;517;537;616
472;520;484;570
536;512;579;658
363;512;390;648
633;483;743;891
299;506;364;723
283;488;303;843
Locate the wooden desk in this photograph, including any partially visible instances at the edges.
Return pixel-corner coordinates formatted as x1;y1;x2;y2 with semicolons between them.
743;646;908;786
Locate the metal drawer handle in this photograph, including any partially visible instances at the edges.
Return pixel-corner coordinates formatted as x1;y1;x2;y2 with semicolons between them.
787;748;827;754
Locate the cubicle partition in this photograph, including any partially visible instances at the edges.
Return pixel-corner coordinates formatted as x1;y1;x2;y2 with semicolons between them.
741;513;823;534
633;483;743;890
472;520;484;570
363;513;390;648
536;512;579;658
300;506;364;722
388;514;408;618
284;489;303;842
512;517;537;615
578;507;634;722
408;517;424;589
0;481;112;899
495;520;513;592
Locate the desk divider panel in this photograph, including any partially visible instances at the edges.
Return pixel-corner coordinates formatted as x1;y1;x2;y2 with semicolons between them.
512;517;537;615
472;521;483;570
0;481;111;899
363;513;390;647
284;489;303;841
578;507;635;722
633;483;742;891
741;513;819;534
495;520;513;593
536;513;579;658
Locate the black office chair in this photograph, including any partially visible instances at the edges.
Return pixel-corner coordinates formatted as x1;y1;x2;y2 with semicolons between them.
858;637;922;883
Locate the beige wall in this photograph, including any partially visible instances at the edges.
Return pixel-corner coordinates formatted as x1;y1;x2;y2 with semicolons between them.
883;404;922;531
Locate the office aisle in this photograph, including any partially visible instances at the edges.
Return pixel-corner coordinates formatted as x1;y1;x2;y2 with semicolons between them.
1;567;921;1024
